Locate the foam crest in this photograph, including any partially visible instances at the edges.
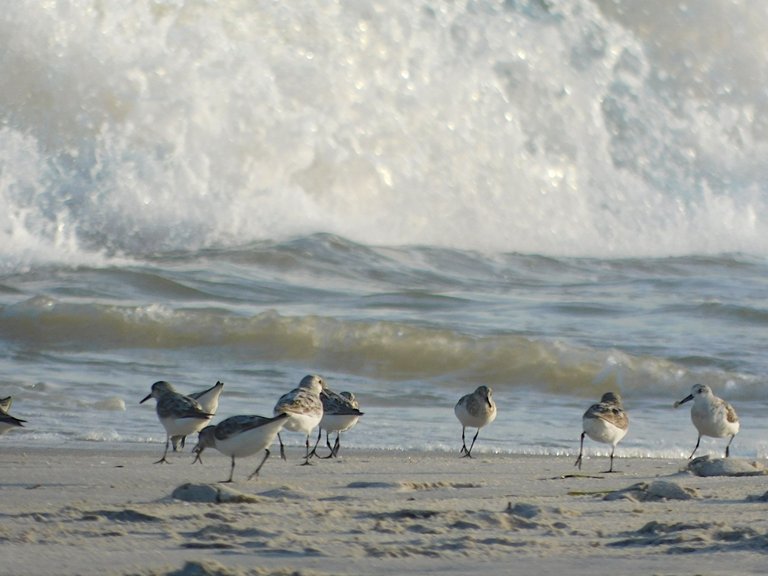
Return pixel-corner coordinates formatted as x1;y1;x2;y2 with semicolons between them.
1;0;767;264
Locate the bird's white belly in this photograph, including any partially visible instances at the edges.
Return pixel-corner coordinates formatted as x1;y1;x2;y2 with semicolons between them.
321;414;359;433
454;403;496;429
215;420;286;458
282;411;322;435
583;416;627;446
160;416;210;437
692;408;739;438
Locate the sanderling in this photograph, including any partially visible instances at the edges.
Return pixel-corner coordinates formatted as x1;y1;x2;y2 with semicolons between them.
454;385;497;458
273;374;324;465
311;387;363;459
192;413;289;482
674;383;739;459
140;381;213;463
575;392;629;473
0;398;25;435
171;381;224;451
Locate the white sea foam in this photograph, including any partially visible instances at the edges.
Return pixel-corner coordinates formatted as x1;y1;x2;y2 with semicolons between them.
1;1;767;265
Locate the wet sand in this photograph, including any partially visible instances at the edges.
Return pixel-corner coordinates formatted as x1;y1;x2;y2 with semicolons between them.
1;445;767;575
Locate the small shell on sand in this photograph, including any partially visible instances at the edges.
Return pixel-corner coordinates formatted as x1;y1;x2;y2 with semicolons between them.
686;456;766;477
604;480;699;502
171;483;260;504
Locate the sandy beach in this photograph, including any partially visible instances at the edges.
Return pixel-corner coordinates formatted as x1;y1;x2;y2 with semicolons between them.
1;444;767;575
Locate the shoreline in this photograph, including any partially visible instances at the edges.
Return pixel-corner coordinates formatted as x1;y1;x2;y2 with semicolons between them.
2;445;767;575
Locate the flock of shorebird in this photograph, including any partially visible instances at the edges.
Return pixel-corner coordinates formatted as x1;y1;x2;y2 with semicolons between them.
573;383;740;473
137;375;362;482
450;382;739;474
0;379;740;481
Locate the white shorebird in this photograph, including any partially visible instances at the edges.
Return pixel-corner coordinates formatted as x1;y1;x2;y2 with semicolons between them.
273;374;324;465
575;392;629;473
192;413;289;482
171;381;224;451
140;381;213;463
0;397;25;435
454;385;497;458
674;383;739;459
311;388;363;459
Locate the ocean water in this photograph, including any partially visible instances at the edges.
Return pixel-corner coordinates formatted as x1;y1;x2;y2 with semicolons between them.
1;0;767;460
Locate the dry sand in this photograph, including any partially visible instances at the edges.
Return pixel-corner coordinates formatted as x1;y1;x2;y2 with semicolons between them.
1;444;767;575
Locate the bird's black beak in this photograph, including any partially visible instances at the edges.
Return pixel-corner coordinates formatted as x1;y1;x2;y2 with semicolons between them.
140;393;152;404
674;394;694;408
